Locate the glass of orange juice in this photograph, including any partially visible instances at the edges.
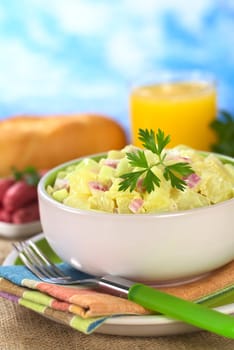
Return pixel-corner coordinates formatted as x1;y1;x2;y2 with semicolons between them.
129;70;217;150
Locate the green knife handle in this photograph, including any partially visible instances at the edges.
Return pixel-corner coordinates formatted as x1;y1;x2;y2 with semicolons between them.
128;283;234;339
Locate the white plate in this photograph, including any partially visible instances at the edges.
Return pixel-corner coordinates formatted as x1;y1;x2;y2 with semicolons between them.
0;220;42;239
3;233;234;337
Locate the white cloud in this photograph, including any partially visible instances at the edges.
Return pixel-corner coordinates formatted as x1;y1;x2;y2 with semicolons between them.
124;0;214;33
105;0;214;76
0;39;68;101
0;38;122;103
172;0;214;33
107;32;146;77
106;27;164;78
32;0;114;36
0;0;223;105
24;17;60;49
203;17;234;65
124;0;165;18
67;81;121;99
0;3;59;50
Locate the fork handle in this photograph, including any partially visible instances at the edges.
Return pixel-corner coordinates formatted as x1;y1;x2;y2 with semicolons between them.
128;283;234;339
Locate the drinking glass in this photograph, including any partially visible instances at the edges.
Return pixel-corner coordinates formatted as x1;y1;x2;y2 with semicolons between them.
129;70;217;150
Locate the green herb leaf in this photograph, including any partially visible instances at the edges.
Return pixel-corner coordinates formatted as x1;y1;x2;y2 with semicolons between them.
142;169;161;193
165;162;194;177
12;168;23;182
156;129;171;155
138;129;158;154
119;170;146;192
210;110;234;157
163;162;194;191
126;150;148;168
163;167;187;191
11;166;41;186
119;128;195;193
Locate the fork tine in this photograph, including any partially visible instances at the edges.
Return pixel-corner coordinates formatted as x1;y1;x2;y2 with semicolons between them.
28;240;69;278
12;241;97;286
21;241;59;279
13;242;63;280
12;243;48;280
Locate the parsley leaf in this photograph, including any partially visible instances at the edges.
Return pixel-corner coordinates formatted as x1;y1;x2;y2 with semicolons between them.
119;128;195;193
12;166;41;186
138;129;158;154
163;163;193;191
210;110;234;157
142;169;161;192
118;170;146;192
156;129;171;155
126;150;148;168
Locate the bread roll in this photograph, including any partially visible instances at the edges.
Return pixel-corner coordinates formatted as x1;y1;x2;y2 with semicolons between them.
0;114;128;176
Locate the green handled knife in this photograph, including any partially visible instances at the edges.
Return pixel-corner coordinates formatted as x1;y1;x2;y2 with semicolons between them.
99;275;234;339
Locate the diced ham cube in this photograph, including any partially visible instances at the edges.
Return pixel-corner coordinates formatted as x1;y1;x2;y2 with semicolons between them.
184;173;201;188
136;178;145;192
88;181;109;192
54;178;69;190
129;198;144;213
103;159;119;169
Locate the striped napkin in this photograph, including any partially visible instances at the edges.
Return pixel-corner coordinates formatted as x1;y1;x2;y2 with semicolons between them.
0;261;234;334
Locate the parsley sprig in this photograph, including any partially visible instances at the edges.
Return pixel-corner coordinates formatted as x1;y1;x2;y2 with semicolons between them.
119;128;195;193
210;110;234;157
12;166;41;186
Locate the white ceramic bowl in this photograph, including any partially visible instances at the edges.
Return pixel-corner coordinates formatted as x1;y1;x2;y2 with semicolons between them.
0;220;42;239
38;153;234;284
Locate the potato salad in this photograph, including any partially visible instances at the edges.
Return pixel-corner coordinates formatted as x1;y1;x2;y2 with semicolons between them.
47;145;234;214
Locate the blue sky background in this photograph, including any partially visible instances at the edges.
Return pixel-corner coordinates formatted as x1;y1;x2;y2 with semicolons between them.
0;0;234;132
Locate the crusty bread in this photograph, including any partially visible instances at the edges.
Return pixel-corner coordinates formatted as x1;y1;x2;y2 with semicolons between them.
0;114;128;176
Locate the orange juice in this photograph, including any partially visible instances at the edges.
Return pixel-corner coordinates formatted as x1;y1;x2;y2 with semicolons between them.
129;81;217;150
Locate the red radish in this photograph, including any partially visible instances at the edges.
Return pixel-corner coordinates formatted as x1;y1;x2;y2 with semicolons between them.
0;178;15;203
0;208;12;223
12;202;40;224
3;180;38;212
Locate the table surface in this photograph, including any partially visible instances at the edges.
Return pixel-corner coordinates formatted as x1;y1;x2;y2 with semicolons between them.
0;236;234;350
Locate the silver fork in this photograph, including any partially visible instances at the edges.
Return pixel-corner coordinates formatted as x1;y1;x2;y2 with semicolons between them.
12;240;234;339
12;240;133;296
